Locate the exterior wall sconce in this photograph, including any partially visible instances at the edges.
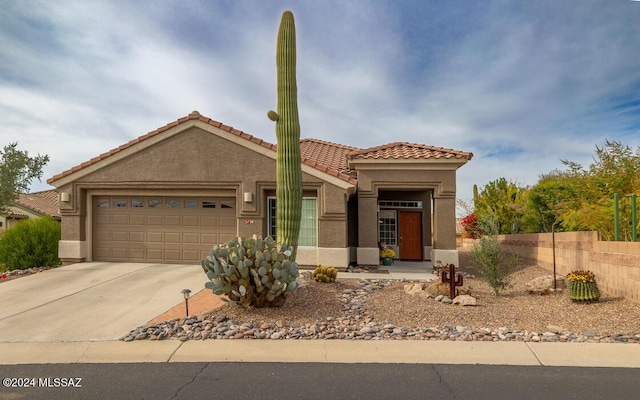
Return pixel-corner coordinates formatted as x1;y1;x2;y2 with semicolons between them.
181;289;191;317
243;192;253;203
60;192;70;202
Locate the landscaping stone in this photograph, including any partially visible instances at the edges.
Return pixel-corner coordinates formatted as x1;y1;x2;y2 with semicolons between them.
452;295;477;306
525;274;566;295
119;278;638;344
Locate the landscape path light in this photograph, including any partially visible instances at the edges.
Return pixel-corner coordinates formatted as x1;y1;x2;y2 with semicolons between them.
181;289;192;317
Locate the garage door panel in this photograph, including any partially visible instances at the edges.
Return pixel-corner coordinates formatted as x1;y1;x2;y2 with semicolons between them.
129;249;145;259
201;233;219;245
130;232;145;242
220;217;236;228
130;215;145;225
182;251;200;262
94;231;110;241
147;249;163;260
165;216;181;226
94;196;237;263
96;215;110;224
183;233;200;244
147;232;163;242
112;215;128;225
183;216;199;226
165;250;181;261
201;216;218;227
111;248;128;259
112;231;129;241
147;216;163;225
165;233;181;243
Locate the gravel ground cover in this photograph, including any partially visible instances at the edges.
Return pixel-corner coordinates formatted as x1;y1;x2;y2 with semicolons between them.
122;254;640;343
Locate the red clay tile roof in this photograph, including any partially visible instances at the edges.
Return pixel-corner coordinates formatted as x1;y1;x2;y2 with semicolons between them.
300;139;358;173
47;112;470;187
47;111;356;186
11;189;60;218
348;142;473;161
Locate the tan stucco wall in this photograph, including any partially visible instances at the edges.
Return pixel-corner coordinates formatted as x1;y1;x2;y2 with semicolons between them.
54;126;351;259
354;167;458;260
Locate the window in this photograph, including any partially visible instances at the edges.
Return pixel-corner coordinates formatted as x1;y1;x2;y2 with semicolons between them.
202;200;216;209
184;200;198;209
148;199;162;208
220;198;234;209
166;199;180;208
267;197;318;246
378;210;397;246
97;199;110;208
113;199;126;208
130;199;144;208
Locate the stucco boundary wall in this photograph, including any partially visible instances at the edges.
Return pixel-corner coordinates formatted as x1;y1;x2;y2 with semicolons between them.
462;231;640;303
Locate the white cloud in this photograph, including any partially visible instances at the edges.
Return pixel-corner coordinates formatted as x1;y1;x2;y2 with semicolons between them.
0;0;638;202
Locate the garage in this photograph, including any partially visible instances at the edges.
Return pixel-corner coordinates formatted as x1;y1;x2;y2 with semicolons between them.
93;196;237;263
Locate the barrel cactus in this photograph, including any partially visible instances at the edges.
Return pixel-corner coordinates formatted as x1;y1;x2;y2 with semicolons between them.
566;270;600;302
201;235;299;308
312;265;338;283
268;10;302;261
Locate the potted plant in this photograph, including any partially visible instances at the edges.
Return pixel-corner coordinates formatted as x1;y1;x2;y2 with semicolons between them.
380;248;395;266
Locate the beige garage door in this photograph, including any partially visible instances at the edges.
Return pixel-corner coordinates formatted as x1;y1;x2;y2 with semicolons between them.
93;197;237;263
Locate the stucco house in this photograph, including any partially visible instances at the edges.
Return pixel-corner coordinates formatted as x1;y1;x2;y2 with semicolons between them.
47;111;472;268
0;190;60;233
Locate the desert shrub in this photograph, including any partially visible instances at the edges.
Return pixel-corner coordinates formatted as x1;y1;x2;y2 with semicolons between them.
0;216;61;270
470;234;520;296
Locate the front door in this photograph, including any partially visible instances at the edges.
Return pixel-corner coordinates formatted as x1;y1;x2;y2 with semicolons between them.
399;211;422;260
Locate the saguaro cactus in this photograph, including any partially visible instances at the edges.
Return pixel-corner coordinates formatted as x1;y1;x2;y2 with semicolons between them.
268;11;302;260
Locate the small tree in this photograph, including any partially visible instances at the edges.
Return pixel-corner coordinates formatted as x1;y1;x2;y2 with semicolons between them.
470;216;521;296
0;143;50;213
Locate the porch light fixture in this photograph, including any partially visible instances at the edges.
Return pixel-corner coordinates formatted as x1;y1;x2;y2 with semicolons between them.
181;289;192;317
60;192;70;202
243;192;253;203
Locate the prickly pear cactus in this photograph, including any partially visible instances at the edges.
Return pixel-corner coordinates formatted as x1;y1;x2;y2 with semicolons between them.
201;235;299;308
312;265;338;283
268;10;302;260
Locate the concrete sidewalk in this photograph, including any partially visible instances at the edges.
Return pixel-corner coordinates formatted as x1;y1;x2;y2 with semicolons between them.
1;340;639;367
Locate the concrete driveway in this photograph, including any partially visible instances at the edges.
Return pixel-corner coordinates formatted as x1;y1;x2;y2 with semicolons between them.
0;262;206;342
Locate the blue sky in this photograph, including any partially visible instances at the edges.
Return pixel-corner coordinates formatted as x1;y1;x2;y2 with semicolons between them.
2;0;639;210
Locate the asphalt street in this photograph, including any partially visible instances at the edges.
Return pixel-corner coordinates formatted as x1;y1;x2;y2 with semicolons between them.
1;363;639;400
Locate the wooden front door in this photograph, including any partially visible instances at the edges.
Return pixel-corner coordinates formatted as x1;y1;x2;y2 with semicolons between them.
399;211;422;260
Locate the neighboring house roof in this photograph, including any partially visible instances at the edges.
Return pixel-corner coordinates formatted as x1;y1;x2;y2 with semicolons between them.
5;189;60;219
47;111;472;187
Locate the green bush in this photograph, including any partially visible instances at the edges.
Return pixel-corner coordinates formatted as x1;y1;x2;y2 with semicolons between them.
470;234;520;296
0;216;61;270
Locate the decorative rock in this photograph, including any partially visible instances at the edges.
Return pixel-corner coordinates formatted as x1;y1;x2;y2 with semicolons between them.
525;274;566;295
452;295;477;306
435;295;444;302
403;283;425;296
119;277;638;345
426;278;450;297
